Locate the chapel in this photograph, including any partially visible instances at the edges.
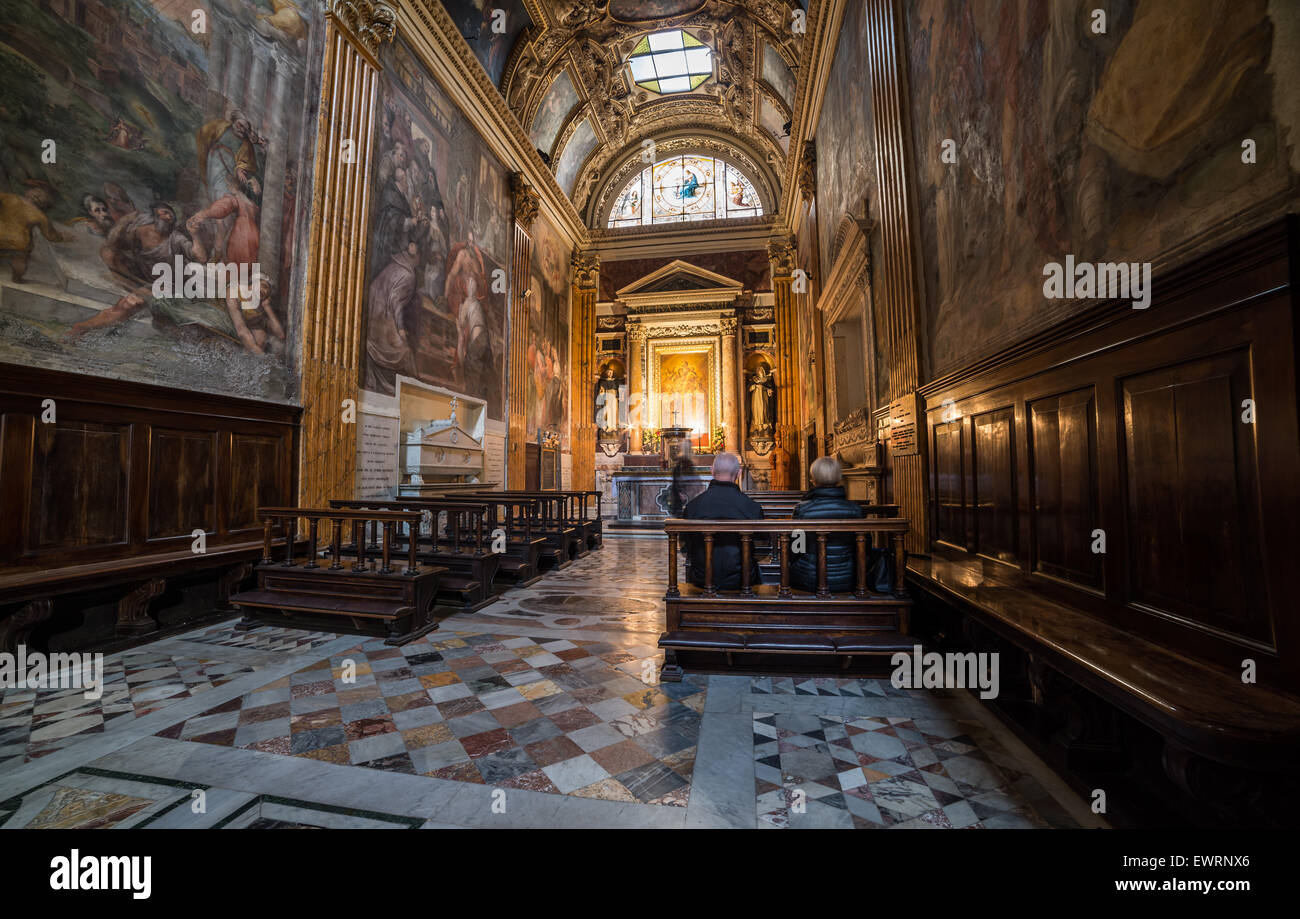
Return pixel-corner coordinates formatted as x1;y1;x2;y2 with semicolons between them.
0;0;1297;834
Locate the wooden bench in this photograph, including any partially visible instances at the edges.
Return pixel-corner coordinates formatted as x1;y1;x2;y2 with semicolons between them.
473;491;581;569
907;553;1300;826
751;491;899;519
434;495;547;586
0;540;286;651
328;498;501;611
229;508;446;645
658;517;913;680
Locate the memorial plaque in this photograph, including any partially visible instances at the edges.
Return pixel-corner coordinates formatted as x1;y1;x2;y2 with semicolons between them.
357;413;400;497
889;393;920;457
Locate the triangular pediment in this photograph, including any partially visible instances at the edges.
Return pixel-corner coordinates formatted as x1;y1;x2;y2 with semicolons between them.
617;260;745;298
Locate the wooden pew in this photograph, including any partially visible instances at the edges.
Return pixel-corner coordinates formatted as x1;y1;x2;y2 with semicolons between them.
472;491;581;569
658;517;913;681
750;491;899;519
328;498;501;611
229;507;446;645
569;490;603;550
907;554;1300;827
441;495;547;586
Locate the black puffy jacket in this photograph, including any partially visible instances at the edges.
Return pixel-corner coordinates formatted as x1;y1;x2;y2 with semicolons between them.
682;480;764;589
791;486;863;593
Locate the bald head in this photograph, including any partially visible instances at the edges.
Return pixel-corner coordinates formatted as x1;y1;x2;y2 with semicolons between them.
711;452;741;483
810;456;843;487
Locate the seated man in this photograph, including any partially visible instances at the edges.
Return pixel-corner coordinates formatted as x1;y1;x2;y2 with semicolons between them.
791;457;865;593
682;452;763;589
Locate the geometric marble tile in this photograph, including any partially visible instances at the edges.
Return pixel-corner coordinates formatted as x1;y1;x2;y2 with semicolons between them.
0;648;259;766
162;631;707;806
753;712;1070;829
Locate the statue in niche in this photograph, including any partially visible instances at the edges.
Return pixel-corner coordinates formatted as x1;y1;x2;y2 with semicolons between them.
595;365;622;435
748;363;775;436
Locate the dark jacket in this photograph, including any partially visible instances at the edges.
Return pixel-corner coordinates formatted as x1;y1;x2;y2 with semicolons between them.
791;485;863;593
682;480;763;589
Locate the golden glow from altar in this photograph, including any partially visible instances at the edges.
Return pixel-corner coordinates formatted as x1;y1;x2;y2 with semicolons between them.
650;343;718;449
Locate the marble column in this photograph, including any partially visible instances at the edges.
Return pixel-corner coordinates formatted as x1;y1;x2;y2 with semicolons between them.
720;315;740;454
298;1;395;509
627;321;645;453
570;251;599;490
507;172;540;488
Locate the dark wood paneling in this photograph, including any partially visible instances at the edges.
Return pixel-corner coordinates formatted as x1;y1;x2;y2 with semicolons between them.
972;407;1016;563
931;420;964;549
27;421;131;554
1122;350;1266;641
1029;389;1101;589
916;217;1300;690
0;364;300;574
228;434;285;533
148;429;216;541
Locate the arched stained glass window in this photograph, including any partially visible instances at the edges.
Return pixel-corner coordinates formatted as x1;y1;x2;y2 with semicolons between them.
608;155;763;227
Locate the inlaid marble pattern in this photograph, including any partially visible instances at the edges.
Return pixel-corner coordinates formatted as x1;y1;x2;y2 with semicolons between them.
0;767;422;829
0;649;257;767
0;624;343;767
0;534;1099;829
159;631;707;806
182;625;340;653
752;706;1075;829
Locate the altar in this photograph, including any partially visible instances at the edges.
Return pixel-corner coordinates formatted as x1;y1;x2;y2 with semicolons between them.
608;426;716;526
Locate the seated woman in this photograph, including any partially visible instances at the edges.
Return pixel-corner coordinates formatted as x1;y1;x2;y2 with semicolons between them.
790;457;865;593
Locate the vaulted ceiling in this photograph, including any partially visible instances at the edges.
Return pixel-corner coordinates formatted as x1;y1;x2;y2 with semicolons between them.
495;1;809;228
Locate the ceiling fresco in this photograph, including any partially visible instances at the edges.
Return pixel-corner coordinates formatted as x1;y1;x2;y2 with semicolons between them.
452;0;808;225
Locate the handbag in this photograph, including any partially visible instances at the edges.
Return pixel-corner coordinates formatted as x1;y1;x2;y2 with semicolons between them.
867;547;897;594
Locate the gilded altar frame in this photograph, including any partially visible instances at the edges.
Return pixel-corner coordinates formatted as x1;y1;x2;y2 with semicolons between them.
648;337;721;434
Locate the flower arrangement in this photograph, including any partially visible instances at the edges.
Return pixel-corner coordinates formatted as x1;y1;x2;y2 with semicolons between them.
709;425;726;454
640;427;661;453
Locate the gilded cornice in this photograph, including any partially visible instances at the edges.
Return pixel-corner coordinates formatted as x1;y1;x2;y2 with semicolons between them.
779;0;839;232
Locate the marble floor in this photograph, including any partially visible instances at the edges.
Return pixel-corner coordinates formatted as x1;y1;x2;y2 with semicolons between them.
0;539;1104;829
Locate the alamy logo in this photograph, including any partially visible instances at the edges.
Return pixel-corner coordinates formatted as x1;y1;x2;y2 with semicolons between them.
49;850;151;899
1042;256;1151;309
891;645;1000;699
0;645;104;699
151;256;263;310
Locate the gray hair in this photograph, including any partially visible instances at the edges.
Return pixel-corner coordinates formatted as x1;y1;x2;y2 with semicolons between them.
810;456;842;487
712;451;741;482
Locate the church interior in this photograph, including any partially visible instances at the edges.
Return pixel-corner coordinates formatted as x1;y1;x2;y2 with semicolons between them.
0;0;1298;841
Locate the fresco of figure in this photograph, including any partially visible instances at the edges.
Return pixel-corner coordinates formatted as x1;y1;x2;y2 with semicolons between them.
365;235;421;392
748;363;775;435
194;111;266;265
66;203;199;339
0;180;65;282
445;231;493;389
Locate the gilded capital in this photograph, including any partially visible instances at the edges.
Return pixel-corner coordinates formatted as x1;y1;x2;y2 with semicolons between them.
625;319;645;342
327;0;396;56
571;250;600;289
510;172;540;229
720;316;739;336
798;141;817;200
767;237;797;277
